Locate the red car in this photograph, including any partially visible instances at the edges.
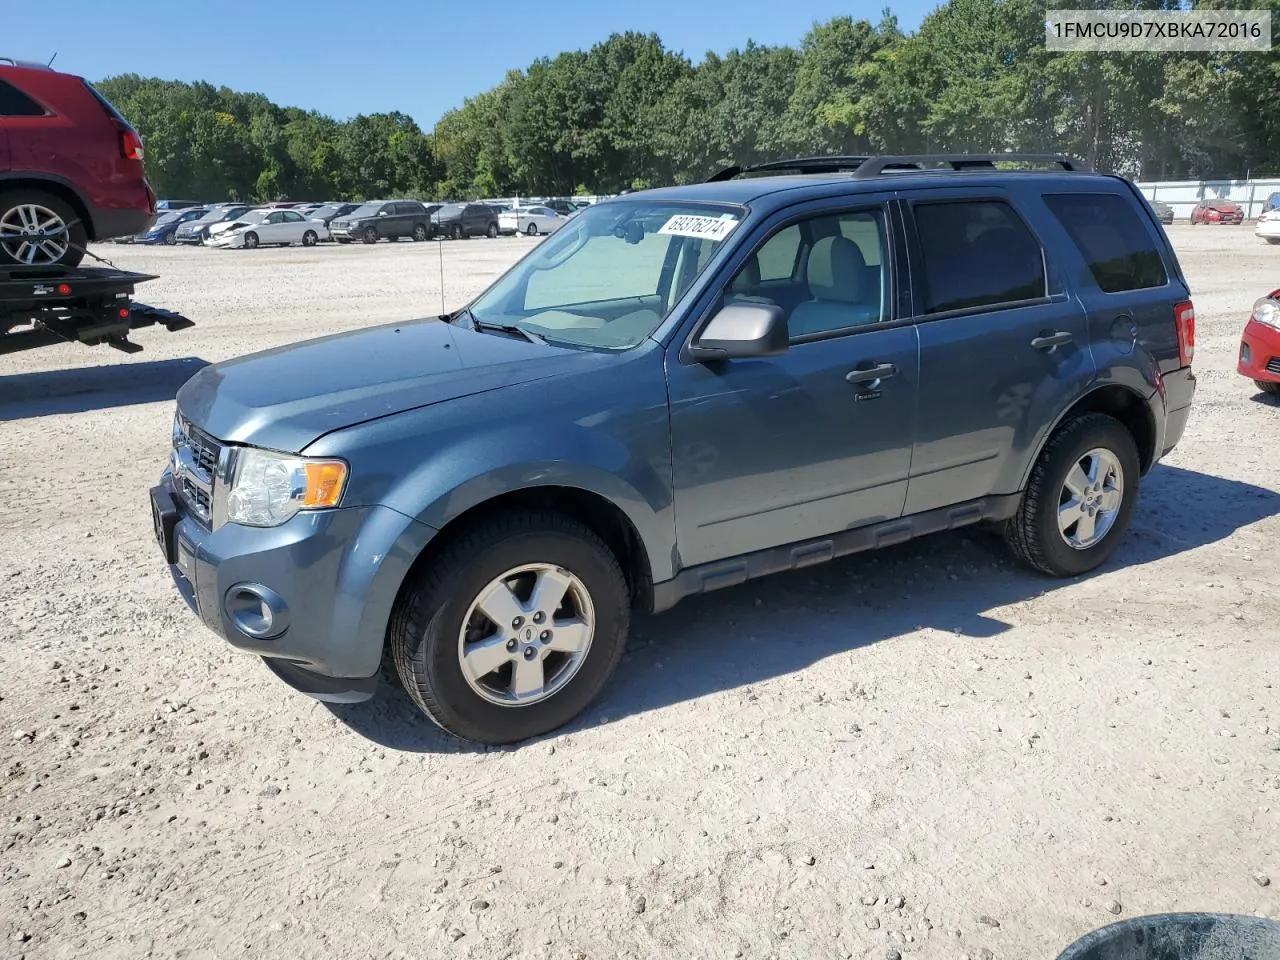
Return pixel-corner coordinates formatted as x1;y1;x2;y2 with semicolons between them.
0;57;155;268
1238;289;1280;395
1190;199;1244;225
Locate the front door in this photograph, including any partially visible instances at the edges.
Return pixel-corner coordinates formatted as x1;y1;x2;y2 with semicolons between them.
898;189;1092;515
666;200;920;568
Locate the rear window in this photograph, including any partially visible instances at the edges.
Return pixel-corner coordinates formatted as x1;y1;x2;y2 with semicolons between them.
1043;193;1168;294
0;78;45;117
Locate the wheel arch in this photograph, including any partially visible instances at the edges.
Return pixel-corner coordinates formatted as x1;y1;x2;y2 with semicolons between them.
0;175;96;237
393;484;657;622
1020;383;1158;491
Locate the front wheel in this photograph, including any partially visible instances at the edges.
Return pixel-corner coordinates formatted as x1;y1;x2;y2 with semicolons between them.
164;231;177;245
243;231;259;249
301;230;318;247
1255;379;1280;395
390;511;630;744
363;227;378;244
525;222;539;237
413;223;428;241
1003;413;1140;577
1265;238;1280;245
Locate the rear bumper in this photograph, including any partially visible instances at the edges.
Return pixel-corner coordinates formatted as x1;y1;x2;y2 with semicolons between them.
1160;366;1197;457
90;203;155;242
1238;318;1280;383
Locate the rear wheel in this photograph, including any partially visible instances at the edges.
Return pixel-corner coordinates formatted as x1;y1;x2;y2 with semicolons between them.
525;222;539;237
301;230;318;247
486;222;498;239
390;511;630;744
243;231;259;249
363;226;378;244
1255;379;1280;395
0;189;87;268
1004;413;1140;578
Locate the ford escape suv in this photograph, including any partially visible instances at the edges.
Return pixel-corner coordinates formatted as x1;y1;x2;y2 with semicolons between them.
151;154;1197;745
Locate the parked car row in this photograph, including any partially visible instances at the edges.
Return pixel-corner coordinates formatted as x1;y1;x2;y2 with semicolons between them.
112;197;577;250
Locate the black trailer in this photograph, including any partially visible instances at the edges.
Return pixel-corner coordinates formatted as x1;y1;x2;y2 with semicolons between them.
1;265;194;356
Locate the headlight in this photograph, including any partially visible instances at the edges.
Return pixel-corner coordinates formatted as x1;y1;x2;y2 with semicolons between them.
225;448;348;527
1252;298;1280;330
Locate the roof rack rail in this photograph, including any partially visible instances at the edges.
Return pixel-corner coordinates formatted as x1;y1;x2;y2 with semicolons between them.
705;156;872;182
851;153;1086;178
0;57;53;70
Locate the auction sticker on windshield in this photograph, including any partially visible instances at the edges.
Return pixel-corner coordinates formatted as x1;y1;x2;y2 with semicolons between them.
658;214;740;241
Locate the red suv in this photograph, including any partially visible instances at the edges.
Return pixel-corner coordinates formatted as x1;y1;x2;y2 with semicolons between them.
0;58;155;269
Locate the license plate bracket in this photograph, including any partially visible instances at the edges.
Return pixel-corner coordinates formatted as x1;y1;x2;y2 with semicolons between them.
150;485;179;565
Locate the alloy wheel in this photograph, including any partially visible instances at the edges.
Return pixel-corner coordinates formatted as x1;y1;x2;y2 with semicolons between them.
0;203;70;265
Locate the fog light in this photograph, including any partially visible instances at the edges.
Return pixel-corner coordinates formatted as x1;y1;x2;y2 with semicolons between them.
1241;342;1252;365
224;583;289;639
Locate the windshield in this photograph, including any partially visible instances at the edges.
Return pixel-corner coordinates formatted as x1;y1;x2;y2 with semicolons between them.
347;203;384;218
467;199;745;350
309;204;340;219
237;210;270;225
435;204;464;217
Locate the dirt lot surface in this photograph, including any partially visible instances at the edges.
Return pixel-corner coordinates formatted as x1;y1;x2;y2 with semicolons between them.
1;227;1278;960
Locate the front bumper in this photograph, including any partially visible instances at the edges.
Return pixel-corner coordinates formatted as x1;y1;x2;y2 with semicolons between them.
150;476;436;702
205;233;243;248
328;224;360;240
1238;318;1280;384
1256;220;1280;239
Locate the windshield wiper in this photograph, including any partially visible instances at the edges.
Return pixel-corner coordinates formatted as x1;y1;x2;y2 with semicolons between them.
470;316;546;345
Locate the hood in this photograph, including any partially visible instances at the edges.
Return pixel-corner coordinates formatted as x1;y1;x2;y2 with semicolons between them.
176;318;604;452
207;220;247;236
1209;202;1241;211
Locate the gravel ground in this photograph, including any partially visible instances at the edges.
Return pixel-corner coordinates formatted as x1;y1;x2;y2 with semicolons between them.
1;227;1277;960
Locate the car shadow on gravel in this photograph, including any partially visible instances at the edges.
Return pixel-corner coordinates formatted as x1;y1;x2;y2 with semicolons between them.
1249;388;1280;408
326;462;1279;753
0;356;209;419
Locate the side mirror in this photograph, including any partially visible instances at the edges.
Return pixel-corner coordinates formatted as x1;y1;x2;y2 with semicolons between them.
687;302;789;362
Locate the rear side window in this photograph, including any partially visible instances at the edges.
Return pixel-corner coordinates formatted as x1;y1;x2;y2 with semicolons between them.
913;200;1047;314
0;78;45;117
1043;193;1168;293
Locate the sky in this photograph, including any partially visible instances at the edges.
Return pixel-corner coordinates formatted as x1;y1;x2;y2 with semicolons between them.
9;0;937;130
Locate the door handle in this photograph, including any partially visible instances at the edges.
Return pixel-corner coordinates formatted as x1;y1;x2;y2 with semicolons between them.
1030;331;1074;350
845;362;898;385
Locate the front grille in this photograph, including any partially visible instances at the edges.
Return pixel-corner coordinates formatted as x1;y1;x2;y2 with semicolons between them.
172;418;222;526
1266;357;1280;375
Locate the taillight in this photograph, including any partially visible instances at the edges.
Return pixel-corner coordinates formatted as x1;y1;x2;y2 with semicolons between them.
1173;300;1195;367
120;127;145;161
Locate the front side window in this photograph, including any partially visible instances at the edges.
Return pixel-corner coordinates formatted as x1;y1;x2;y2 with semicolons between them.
913;200;1046;314
723;208;891;339
468;200;745;350
1043;193;1167;293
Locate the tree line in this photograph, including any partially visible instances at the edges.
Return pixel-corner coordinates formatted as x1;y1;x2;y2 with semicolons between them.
97;0;1280;203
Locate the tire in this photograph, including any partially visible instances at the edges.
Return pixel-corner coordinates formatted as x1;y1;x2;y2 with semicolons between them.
486;222;498;239
1266;238;1280;245
163;231;177;245
412;223;428;241
1256;379;1280;395
452;224;463;240
0;188;88;268
525;222;539;237
301;230;318;247
1003;413;1140;578
243;231;259;249
363;227;378;244
390;511;630;744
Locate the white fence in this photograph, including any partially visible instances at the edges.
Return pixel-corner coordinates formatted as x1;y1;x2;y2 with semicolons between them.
1135;178;1280;221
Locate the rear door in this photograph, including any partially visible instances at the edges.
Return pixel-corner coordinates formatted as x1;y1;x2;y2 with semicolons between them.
900;187;1093;514
0;75;47;173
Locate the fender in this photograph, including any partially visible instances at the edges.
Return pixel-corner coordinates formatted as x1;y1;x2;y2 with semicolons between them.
303;366;679;582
